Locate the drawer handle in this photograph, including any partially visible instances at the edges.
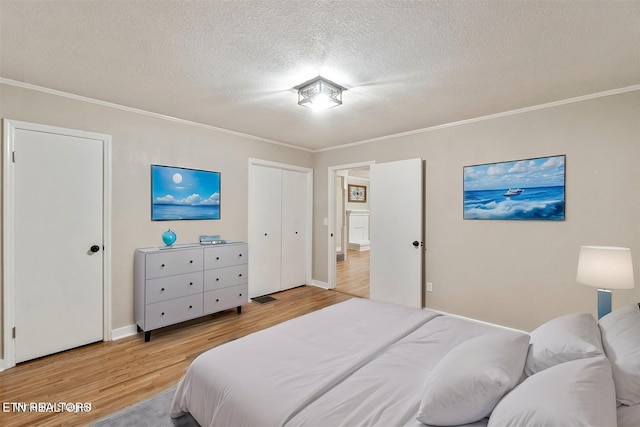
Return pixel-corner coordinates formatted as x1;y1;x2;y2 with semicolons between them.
161;264;165;267
216;278;220;281
216;256;220;260
239;293;243;297
189;260;193;264
216;298;220;302
189;305;193;309
239;254;243;257
238;274;242;277
161;312;165;316
189;282;193;286
161;288;165;292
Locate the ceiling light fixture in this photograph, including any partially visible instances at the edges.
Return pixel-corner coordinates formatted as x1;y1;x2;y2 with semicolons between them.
296;76;345;111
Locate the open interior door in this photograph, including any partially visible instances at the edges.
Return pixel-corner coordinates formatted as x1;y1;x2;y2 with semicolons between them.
369;158;423;308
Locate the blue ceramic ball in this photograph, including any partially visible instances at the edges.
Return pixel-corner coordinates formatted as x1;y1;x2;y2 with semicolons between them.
162;229;177;246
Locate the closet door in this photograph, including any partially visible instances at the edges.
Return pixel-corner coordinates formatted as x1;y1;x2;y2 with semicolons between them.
281;170;308;290
249;166;282;297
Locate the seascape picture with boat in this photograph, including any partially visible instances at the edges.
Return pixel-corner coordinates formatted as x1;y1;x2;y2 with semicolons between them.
463;155;565;220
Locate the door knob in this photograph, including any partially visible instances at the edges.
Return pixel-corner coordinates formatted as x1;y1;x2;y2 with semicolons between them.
412;241;420;247
90;245;100;253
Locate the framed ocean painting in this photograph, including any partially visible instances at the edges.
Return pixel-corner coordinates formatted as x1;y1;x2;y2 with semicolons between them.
151;164;221;220
463;155;565;221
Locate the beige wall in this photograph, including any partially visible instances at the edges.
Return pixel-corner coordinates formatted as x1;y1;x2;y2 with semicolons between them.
1;82;638;356
313;91;640;331
0;83;313;356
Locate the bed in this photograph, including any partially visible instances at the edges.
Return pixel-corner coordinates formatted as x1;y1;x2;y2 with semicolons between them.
170;298;640;427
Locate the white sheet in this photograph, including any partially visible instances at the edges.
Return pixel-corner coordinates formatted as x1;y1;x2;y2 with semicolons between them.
170;298;438;427
285;316;513;427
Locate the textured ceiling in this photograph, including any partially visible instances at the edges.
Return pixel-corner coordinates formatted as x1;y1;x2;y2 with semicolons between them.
1;1;639;151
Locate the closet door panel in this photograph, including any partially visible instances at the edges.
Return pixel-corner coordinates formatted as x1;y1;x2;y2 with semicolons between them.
249;166;282;297
281;170;308;290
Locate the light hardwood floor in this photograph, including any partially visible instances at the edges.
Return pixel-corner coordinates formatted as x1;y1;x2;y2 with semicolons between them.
0;286;353;427
336;249;370;299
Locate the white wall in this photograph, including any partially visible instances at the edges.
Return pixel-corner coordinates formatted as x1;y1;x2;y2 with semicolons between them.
313;90;640;331
0;82;313;356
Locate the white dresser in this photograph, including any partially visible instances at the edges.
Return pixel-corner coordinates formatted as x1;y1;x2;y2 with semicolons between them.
134;242;248;341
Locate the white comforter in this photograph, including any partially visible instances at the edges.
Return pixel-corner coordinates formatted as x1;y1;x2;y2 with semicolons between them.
285;316;501;427
170;298;438;427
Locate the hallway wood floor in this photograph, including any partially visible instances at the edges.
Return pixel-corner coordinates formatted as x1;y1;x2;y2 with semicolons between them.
336;249;370;298
0;286;352;427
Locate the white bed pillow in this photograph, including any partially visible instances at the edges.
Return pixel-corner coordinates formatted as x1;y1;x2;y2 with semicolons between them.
524;312;603;376
598;304;640;406
416;332;530;426
488;356;617;427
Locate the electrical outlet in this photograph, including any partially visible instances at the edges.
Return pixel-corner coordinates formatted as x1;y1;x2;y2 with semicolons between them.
427;282;433;292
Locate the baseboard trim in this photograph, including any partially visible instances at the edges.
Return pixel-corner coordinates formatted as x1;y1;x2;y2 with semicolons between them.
309;280;330;290
111;324;138;340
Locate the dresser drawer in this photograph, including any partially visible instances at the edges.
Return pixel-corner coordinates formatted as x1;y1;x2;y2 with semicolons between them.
204;264;248;291
204;244;248;269
145;248;203;279
203;284;248;314
145;272;203;304
145;294;203;330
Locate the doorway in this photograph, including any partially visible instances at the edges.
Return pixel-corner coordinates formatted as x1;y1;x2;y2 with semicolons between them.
328;162;373;298
3;120;112;369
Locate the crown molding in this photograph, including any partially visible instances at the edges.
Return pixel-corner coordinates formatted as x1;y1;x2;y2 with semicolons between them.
0;77;313;153
315;84;640;153
2;77;638;154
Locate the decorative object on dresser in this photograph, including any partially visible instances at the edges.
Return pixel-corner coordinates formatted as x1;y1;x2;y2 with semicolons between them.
199;235;226;245
134;242;248;341
162;229;177;246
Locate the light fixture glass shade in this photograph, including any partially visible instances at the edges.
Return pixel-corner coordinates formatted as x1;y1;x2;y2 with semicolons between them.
576;246;634;290
297;77;343;111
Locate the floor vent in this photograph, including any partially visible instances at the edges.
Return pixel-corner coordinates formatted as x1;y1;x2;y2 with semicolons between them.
251;295;277;304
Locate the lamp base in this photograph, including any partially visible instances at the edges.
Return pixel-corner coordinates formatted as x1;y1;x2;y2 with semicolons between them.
597;289;612;319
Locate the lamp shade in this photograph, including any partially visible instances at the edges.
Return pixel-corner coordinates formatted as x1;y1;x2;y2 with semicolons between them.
576;246;634;290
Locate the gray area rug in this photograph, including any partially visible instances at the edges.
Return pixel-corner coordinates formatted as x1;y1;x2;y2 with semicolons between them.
91;386;199;427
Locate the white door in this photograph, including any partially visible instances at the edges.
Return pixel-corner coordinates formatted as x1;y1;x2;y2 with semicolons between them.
12;126;104;362
281;170;307;290
369;158;423;308
249;165;282;297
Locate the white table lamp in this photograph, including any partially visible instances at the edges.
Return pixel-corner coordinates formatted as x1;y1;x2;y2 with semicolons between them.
576;246;634;319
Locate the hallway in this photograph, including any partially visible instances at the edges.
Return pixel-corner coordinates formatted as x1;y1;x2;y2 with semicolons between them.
335;249;370;299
